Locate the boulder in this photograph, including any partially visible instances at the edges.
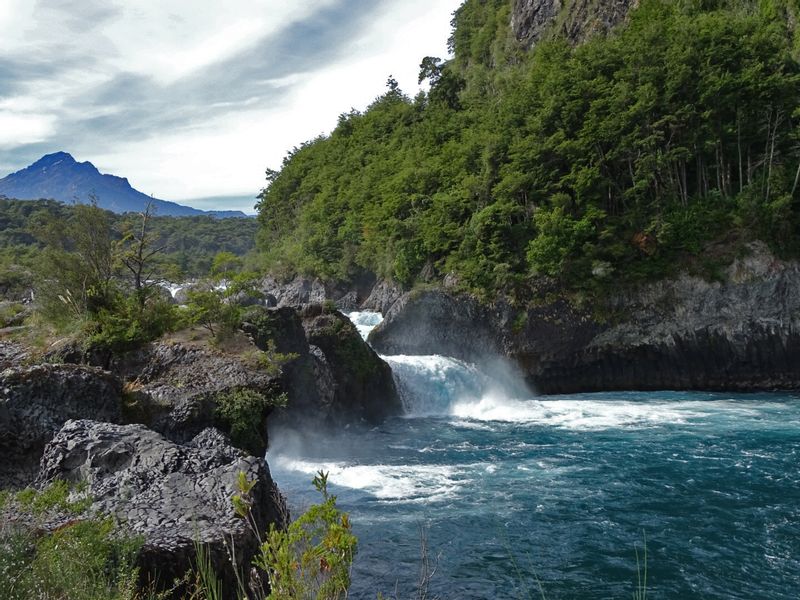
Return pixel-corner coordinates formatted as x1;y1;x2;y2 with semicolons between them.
361;279;404;315
260;275;327;308
242;305;401;429
38;420;287;598
302;311;401;424
0;364;123;488
335;290;360;312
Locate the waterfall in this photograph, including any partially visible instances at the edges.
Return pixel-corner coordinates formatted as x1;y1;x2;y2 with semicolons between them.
347;310;524;418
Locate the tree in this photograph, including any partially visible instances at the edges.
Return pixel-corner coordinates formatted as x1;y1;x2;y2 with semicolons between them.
118;201;165;311
33;195;116;319
211;251;243;280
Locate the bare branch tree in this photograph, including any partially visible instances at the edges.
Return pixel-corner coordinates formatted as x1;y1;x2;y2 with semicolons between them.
119;201;167;311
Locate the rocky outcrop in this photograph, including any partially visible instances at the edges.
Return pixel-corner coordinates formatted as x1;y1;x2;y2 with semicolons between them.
0;364;123;488
259;275;328;308
260;273;388;313
302;310;401;424
242;305;401;429
361;280;404;315
371;243;800;394
0;339;28;370
38;419;286;597
123;341;283;454
511;0;637;49
370;291;503;362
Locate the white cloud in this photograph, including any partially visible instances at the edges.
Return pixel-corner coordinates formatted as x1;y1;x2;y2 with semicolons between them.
100;0;462;205
1;0;463;209
102;1;340;84
0;112;56;147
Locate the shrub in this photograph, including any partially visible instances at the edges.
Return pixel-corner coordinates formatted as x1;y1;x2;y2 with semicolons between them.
215;389;287;455
185;289;241;339
251;471;357;600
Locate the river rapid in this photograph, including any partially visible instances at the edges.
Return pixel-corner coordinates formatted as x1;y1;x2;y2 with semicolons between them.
268;312;800;599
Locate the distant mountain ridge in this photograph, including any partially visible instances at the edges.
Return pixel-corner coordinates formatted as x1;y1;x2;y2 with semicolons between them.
0;152;248;218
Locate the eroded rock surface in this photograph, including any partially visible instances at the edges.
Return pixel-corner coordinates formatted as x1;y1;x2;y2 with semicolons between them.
372;243;800;393
512;0;637;49
127;341;281;454
302;310;401;424
0;339;28;370
242;305;401;430
0;364;123;488
38;419;286;597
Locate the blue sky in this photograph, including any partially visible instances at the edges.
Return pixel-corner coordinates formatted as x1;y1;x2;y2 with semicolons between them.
0;0;462;212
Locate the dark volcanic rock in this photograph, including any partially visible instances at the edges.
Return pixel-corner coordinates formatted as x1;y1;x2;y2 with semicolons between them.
243;305;401;428
260;275;327;308
0;364;123;487
361;279;404;315
302;311;401;424
121;341;282;455
370;291;504;363
371;243;800;394
0;340;28;370
38;419;286;597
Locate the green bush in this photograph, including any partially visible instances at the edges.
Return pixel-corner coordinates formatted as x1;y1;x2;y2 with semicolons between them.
251;471;357;600
215;389;287;455
185;288;241;339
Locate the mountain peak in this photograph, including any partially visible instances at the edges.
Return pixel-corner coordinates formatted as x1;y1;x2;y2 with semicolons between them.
0;152;248;218
32;151;76;168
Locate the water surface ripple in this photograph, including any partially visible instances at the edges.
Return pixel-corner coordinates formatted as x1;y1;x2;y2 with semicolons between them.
271;391;800;599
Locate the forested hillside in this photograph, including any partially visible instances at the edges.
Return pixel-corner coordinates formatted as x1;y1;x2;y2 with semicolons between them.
0;198;257;290
256;0;800;298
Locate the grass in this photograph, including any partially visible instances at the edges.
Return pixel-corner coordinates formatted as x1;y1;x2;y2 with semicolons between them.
0;481;150;600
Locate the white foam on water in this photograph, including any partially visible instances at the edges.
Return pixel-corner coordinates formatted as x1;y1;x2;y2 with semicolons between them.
346;311;384;341
449;394;717;429
272;456;468;503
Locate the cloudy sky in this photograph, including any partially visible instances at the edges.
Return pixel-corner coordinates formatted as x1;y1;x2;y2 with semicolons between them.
0;0;462;213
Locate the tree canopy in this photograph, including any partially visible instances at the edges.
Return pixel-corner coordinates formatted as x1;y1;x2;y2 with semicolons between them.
256;0;800;297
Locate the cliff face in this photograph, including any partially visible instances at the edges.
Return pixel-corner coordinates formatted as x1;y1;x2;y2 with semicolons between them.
511;0;638;48
370;243;800;394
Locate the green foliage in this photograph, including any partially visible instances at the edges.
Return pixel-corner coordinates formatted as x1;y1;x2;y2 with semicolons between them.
15;479;90;516
245;339;300;377
1;480;144;600
12;519;141;600
185;289;241;338
214;388;287;455
256;0;800;297
87;293;180;353
253;471;357;600
190;541;224;600
211;251;244;279
0;302;25;327
0;198;257;283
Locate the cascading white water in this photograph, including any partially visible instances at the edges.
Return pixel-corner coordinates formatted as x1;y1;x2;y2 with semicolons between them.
383;354;492;416
347;310;523;418
347;311;385;341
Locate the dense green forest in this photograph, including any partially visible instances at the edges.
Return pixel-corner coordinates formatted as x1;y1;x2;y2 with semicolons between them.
0;197;258;292
256;0;800;298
